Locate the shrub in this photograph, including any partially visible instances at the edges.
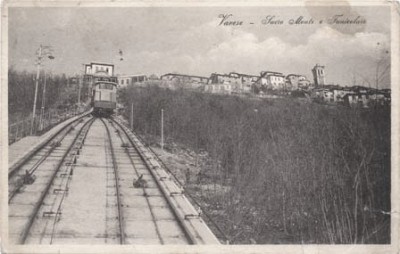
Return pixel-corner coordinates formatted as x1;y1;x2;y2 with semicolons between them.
119;86;390;244
8;68;77;122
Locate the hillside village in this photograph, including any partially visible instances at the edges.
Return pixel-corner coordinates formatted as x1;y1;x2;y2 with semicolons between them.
117;63;390;109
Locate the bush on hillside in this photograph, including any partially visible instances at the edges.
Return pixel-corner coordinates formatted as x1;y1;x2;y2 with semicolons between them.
119;86;390;244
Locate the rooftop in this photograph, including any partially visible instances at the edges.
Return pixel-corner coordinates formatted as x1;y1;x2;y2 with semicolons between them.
161;73;209;79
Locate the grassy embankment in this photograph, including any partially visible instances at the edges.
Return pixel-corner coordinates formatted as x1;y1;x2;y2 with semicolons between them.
118;85;390;244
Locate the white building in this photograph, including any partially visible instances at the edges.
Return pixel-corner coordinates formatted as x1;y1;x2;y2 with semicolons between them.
228;72;258;93
312;88;335;103
286;74;311;90
84;62;114;76
332;88;354;102
118;74;148;87
204;83;232;94
208;72;258;94
160;73;209;84
256;71;286;90
343;93;369;108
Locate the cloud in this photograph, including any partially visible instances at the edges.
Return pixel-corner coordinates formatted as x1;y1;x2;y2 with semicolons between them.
131;24;389;87
10;8;389;88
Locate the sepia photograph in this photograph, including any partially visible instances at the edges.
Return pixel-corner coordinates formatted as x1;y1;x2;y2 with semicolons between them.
1;1;399;253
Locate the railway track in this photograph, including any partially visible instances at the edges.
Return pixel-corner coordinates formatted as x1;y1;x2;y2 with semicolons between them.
8;115;95;244
8;114;92;202
8;116;220;245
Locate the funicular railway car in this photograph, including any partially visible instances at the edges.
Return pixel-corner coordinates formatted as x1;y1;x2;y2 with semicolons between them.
91;76;118;117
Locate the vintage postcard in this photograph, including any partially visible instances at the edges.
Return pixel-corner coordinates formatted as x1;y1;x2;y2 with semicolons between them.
1;0;399;253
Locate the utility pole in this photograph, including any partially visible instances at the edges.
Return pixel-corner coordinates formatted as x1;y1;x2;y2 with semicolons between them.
130;103;133;129
31;44;54;135
78;74;81;105
161;108;164;151
31;45;42;134
39;69;47;131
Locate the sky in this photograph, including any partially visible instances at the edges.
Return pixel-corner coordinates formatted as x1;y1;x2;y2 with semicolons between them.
8;6;391;88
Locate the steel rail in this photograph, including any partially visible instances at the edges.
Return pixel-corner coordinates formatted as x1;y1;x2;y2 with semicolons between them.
100;118;125;245
9;111;91;178
8;119;85;203
117;116;230;243
111;117;205;244
17;117;96;244
133;128;230;243
108;120;165;244
48;118;94;244
48;134;85;244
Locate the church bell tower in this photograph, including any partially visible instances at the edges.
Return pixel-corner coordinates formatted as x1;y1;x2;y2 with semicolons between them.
312;64;326;86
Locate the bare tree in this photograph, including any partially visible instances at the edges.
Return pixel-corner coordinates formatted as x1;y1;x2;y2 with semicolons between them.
355;42;390;89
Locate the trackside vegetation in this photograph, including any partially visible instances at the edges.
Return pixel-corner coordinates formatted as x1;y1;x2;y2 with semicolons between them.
8;68;82;122
119;85;390;244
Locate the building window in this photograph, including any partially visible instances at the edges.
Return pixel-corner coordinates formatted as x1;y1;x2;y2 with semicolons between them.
127;79;130;84
121;80;124;85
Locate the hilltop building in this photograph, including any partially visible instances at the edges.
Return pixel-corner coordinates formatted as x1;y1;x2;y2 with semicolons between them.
255;71;286;90
159;73;209;90
205;73;236;94
286;74;311;90
206;72;258;94
118;74;148;87
83;62;117;99
310;84;391;108
84;62;114;76
208;73;241;85
312;64;326;86
160;73;209;84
